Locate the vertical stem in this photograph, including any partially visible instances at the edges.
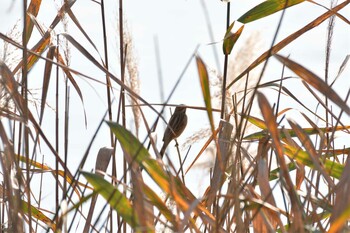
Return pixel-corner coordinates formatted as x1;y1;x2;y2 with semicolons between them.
116;0;126;232
22;0;32;232
220;3;230;119
101;0;114;147
119;1;126;129
63;84;70;195
55;40;60;225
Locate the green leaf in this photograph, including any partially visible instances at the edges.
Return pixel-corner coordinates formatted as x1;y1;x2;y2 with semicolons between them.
81;171;140;229
269;162;296;181
238;0;305;24
244;124;350;140
283;144;344;179
223;22;244;55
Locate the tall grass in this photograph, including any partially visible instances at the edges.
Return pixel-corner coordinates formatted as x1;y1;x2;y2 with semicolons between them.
0;0;350;232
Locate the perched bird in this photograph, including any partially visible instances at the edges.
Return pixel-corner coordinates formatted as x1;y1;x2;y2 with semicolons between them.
160;105;188;158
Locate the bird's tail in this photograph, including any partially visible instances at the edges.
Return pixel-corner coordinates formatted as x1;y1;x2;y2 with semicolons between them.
160;141;169;158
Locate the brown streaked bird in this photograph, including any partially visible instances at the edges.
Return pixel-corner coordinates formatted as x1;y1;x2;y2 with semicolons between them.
160;105;188;158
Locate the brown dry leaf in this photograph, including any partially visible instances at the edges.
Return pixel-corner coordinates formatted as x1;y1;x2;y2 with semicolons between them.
257;92;305;232
25;0;42;43
0;61;26;115
40;45;56;122
256;157;282;232
295;161;305;190
251;206;276;233
329;156;350;232
83;147;113;233
12;30;51;74
245;185;285;233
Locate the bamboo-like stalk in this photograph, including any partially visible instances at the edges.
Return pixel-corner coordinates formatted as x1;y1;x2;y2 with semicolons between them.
206;119;233;209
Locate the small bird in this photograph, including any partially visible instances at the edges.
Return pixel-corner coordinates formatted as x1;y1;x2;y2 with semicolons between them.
160;105;188;158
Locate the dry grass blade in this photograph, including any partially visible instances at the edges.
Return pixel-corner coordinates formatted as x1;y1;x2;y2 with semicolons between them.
66;7;103;61
257;92;305;232
40;45;56;121
60;33;158;115
12;30;51;74
254;156;285;232
331;54;350;87
55;51;85;110
185;125;220;174
83;147;113;233
0;123;22;232
227;0;350;88
0;61;27;115
16;155;89;194
0;32;86;113
329;157;350;232
275;54;350;115
306;0;350;25
25;0;43;43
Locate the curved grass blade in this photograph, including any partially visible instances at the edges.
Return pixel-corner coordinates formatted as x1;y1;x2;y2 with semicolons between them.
257;92;305;229
17;155;89;196
65;8;104;64
274;54;350;115
142;183;176;224
331;54;350;87
238;0;305;24
0;61;27;115
196;56;214;132
12;31;51;74
21;199;56;231
329;157;350;232
60;33;159;115
55;50;87;126
223;22;244;55
227;0;350;89
328;204;350;233
40;45;56;121
25;0;42;43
